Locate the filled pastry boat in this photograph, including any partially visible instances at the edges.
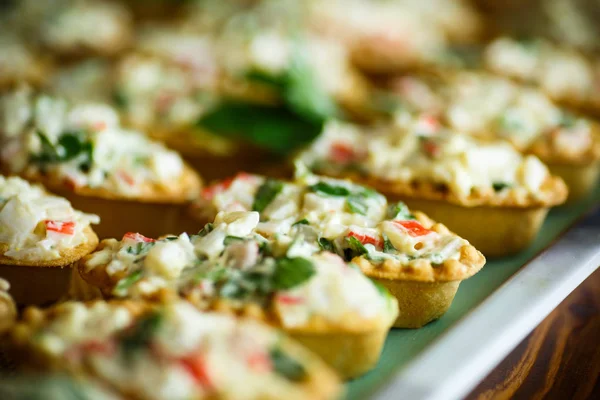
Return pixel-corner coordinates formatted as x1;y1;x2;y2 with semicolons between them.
376;70;600;201
5;0;133;59
73;211;399;378
0;176;99;305
298;120;568;256
0;86;202;239
189;170;485;328
484;37;600;116
308;0;481;74
109;20;369;180
5;300;342;399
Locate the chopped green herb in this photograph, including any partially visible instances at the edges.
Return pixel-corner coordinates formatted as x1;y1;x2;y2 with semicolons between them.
272;257;315;290
383;235;396;253
114;270;143;295
318;237;334;252
31;130;94;171
197;223;214;237
126;241;154;256
120;312;162;361
308;182;350;197
253;179;284;213
224;236;245;245
270;347;307;382
492;182;511;192
387;202;414;220
292;218;309;226
346;236;368;257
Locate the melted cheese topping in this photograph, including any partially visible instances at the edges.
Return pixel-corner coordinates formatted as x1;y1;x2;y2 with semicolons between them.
0;176;99;261
83;211;393;329
389;72;594;156
299;119;551;200
28;301;329;400
0;87;186;197
484;37;600;106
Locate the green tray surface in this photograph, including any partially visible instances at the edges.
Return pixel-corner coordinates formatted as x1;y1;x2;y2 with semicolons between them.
346;186;600;400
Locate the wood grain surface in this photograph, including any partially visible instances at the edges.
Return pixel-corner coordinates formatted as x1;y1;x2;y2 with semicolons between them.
466;267;600;400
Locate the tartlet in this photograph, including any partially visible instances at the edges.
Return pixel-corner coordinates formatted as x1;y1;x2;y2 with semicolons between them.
6;0;133;59
378;70;600;201
73;211;398;378
0;278;16;333
189;170;485;328
0;86;202;239
308;0;482;74
298;120;568;256
0;176;99;305
6;300;342;400
484;37;600;116
109;18;369;179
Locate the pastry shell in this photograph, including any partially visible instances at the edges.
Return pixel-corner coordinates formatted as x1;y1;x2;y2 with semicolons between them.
72;260;399;380
329;173;567;257
353;211;485;328
6;300;343;400
0;226;98;306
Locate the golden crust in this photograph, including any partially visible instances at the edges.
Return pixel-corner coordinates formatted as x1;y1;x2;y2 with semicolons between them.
353;211;485;282
527;121;600;166
398;198;551;257
0;226;98;268
547;161;600;203
374;279;461;328
328;171;568;209
0;279;17;333
20;164;202;204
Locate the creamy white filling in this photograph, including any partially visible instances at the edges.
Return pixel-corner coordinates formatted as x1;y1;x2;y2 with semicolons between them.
0;176;99;261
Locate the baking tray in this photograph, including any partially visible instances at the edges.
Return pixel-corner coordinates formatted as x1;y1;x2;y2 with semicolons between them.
347;185;600;400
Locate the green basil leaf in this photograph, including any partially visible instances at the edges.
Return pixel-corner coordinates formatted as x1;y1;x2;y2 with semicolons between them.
253;179;284;212
198;101;323;155
317;237;334;252
308;182;350;197
283;47;338;123
245;69;285;90
272;257;315;290
292;218;309;226
270;347;307;382
114;270;143;295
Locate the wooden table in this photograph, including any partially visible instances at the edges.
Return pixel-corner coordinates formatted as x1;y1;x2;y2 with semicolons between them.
466;267;600;400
